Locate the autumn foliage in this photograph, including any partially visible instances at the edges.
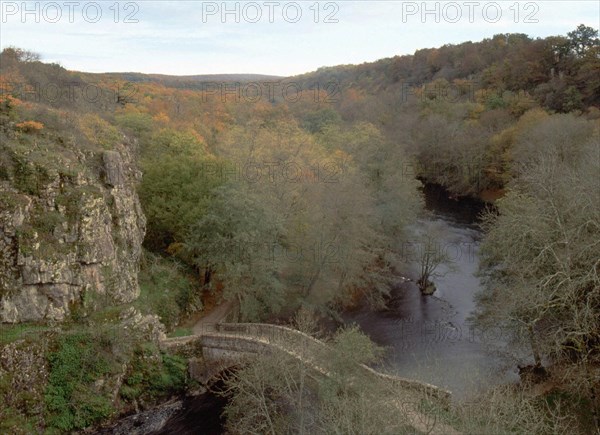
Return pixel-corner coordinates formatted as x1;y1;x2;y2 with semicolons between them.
15;120;44;133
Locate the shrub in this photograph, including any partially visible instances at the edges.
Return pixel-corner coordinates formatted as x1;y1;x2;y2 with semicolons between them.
11;155;51;195
136;251;200;330
15;120;43;133
120;345;188;403
44;331;118;432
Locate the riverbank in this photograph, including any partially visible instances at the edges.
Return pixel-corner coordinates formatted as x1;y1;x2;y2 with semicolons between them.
92;400;183;435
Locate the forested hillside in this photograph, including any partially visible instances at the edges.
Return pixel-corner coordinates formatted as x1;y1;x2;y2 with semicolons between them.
290;24;599;199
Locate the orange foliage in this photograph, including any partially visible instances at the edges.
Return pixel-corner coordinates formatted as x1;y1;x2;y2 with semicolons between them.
187;129;206;145
16;120;44;133
0;94;22;107
0;71;25;94
0;72;26;109
153;111;171;124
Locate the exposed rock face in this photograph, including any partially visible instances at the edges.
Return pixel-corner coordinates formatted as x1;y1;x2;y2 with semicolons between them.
95;400;183;435
0;144;146;322
120;306;167;343
102;150;125;187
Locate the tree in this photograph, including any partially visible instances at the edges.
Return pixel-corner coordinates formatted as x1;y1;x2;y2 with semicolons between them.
184;182;287;321
114;109;154;138
0;47;40;64
407;221;455;295
454;384;575;434
475;114;599;430
301;107;341;134
567;24;599;57
139;129;220;253
221;325;419;435
201;117;418;316
317;122;421;243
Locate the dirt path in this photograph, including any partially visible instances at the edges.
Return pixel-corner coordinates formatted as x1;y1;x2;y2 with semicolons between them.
192;300;233;335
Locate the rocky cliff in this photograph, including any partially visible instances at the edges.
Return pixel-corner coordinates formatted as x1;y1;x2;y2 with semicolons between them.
0;139;146;323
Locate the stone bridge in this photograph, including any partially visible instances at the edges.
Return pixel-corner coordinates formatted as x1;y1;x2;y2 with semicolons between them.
160;323;453;405
160;323;461;434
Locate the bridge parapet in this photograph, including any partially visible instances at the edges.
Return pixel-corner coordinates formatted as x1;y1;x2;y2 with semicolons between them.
160;322;457;433
214;323;452;405
160;322;452;406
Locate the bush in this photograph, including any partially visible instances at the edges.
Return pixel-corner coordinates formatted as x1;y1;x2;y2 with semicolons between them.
120;345;188;403
44;331;119;432
136;251;200;330
11;154;51;195
15;120;43;133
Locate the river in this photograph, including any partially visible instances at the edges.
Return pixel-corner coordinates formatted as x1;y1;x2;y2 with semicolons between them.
152;384;227;435
342;183;517;399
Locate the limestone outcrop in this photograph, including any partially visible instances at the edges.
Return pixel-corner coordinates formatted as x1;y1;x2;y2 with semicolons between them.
0;143;146;322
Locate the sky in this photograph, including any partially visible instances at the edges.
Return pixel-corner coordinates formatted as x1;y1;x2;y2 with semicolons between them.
1;1;599;76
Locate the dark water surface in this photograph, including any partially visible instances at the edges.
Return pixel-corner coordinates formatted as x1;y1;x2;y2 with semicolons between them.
343;183;517;400
152;386;227;435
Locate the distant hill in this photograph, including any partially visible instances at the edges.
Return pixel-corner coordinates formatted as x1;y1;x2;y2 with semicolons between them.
289;28;600;111
93;72;284;89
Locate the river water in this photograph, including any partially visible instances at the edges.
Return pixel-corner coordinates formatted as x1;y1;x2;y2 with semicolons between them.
343;183;517;400
155;184;516;433
152;385;227;435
